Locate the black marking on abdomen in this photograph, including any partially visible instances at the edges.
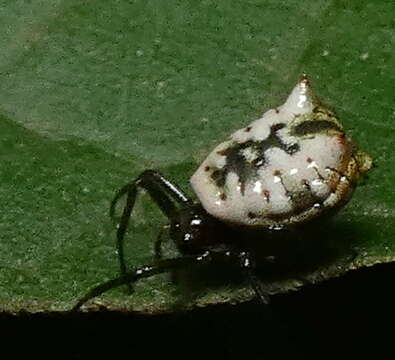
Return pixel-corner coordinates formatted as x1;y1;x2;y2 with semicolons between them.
210;123;300;194
211;169;227;188
291;120;343;136
247;212;257;219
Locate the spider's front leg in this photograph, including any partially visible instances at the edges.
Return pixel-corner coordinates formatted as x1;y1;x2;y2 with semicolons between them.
72;250;213;311
72;249;270;311
109;170;192;289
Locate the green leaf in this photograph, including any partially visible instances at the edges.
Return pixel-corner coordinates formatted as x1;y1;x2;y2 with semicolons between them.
0;1;394;313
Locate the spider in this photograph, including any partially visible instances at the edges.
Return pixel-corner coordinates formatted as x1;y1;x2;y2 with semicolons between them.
73;75;371;310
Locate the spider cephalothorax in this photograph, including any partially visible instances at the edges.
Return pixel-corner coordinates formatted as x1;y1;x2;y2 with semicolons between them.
73;75;371;310
168;203;229;254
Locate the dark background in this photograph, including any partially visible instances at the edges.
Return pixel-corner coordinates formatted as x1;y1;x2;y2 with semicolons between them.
2;262;393;359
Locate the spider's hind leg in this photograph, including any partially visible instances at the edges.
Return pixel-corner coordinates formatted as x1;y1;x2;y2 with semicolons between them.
238;251;271;305
109;170;192;290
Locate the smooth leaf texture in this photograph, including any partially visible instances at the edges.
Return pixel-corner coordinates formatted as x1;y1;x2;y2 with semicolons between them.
0;1;394;313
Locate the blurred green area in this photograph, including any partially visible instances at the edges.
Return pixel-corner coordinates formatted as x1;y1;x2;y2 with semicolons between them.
0;1;393;312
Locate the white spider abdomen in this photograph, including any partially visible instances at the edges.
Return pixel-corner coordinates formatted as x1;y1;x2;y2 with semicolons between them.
191;76;371;228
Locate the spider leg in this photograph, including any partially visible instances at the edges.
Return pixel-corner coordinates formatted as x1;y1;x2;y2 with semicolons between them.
111;183;137;293
109;170;192;289
72;249;271;311
238;252;271;305
154;224;170;261
246;269;271;305
72;251;214;311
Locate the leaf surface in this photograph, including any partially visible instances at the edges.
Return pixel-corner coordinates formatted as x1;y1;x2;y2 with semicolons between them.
0;0;394;313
